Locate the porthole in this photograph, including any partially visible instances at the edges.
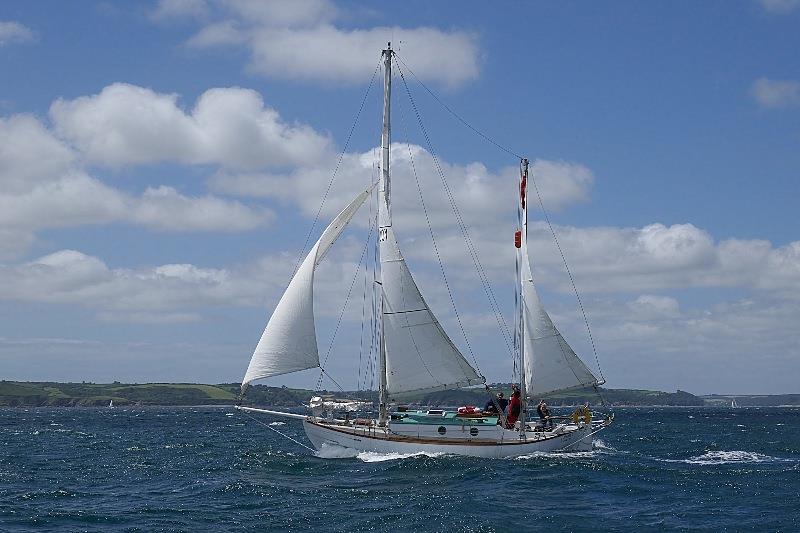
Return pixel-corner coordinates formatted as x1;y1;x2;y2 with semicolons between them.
470;427;479;436
437;426;447;435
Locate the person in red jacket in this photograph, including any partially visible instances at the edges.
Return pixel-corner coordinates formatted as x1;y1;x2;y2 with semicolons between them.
506;386;522;428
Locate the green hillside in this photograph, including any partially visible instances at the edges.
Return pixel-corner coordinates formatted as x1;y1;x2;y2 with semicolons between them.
2;381;797;407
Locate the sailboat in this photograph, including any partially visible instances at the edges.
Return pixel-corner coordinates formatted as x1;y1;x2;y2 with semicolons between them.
236;45;612;457
108;399;113;408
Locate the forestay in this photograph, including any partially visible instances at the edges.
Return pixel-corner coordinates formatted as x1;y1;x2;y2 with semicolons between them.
520;235;600;397
241;183;376;389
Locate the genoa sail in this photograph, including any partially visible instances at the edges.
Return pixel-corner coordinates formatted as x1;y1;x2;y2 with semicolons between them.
241;183;376;389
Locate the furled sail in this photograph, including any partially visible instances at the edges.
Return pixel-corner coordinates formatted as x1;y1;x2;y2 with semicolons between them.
241;183;376;389
520;236;600;397
379;224;483;398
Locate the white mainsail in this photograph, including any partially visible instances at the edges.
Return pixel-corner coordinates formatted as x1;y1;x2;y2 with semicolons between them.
519;172;600;397
376;47;481;399
241;183;376;388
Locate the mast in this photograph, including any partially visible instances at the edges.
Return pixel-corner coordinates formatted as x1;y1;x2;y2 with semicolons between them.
377;43;392;426
517;158;529;435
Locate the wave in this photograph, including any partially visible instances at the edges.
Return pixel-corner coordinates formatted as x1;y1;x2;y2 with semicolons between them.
315;443;445;462
268;421;286;426
661;450;795;465
514;450;598;460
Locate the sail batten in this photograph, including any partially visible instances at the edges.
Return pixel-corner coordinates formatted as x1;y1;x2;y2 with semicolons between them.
241;183;376;389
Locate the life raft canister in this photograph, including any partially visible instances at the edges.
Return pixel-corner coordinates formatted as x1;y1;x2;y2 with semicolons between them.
457;405;477;415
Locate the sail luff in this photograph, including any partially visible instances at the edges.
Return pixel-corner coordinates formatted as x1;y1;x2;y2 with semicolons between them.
241;183;376;390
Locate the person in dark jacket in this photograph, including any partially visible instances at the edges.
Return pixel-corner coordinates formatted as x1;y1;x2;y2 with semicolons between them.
537;399;553;429
483;392;508;415
506;387;522;428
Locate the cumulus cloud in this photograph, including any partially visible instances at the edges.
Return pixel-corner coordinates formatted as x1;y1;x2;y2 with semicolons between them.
751;78;800;109
50;83;332;168
0;115;75;194
211;145;593;228
0;244;367;324
0;21;36;46
0;110;273;257
155;0;480;87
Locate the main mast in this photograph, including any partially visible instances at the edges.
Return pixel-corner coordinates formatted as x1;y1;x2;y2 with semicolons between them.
377;43;393;426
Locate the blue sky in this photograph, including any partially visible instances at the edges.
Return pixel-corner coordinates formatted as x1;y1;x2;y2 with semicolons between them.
1;0;798;394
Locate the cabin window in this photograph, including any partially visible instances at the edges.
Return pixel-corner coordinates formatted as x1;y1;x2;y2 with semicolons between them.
437;426;447;435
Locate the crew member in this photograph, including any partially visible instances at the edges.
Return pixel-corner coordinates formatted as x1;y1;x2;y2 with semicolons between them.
506;386;522;428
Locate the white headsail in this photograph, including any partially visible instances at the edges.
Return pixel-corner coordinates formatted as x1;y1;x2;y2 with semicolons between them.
518;167;600;397
241;183;376;389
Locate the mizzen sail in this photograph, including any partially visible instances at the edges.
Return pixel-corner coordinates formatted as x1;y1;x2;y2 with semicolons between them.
518;167;599;397
241;183;376;389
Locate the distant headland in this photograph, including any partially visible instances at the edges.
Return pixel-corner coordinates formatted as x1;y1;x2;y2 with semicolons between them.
1;381;798;408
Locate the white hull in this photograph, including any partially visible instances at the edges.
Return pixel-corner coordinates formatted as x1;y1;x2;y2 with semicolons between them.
303;418;604;458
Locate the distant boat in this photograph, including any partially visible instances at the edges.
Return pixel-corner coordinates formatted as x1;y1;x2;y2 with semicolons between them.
108;399;114;408
731;398;738;408
236;44;612;457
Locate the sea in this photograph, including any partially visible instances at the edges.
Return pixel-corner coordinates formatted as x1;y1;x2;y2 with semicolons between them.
1;406;798;532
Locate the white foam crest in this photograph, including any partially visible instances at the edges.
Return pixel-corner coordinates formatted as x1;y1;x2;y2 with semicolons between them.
315;443;360;459
514;450;598;460
593;439;614;451
664;450;792;465
356;450;446;462
315;443;446;462
268;421;286;426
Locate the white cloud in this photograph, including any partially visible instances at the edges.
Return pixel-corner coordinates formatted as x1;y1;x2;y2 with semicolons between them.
211;146;593;228
0;115;75;194
751;77;800;109
0;110;274;257
0;21;35;46
131;185;272;231
159;0;480;87
759;0;800;14
0;172;271;234
0;246;363;323
50;83;332;169
570;294;800;393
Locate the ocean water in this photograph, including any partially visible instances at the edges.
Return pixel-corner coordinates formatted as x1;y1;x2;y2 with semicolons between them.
1;407;798;532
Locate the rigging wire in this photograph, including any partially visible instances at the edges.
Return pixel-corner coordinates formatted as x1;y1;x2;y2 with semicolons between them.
395;52;605;389
238;409;315;453
395;60;514;367
290;61;381;279
529;168;606;383
395;86;475;383
394;54;524;161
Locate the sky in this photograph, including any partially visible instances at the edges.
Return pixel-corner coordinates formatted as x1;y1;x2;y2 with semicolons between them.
0;0;798;395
